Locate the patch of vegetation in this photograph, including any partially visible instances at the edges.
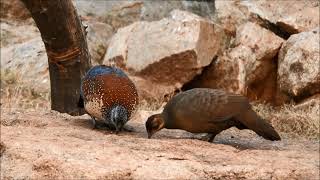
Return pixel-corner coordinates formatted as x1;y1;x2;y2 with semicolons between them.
1;69;50;111
1;69;19;85
253;102;320;140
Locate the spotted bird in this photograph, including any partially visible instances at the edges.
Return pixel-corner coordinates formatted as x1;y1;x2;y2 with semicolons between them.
79;65;138;132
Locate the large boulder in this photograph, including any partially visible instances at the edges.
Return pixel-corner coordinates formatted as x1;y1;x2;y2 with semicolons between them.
0;38;49;94
1;19;114;78
191;46;250;95
241;0;320;34
214;0;319;36
234;22;284;61
74;0;216;64
74;0;215;30
129;76;177;109
187;22;284;103
2;1;216;66
104;10;225;102
85;21;113;65
234;22;283;85
1;0;215;29
214;0;250;36
278;28;320;99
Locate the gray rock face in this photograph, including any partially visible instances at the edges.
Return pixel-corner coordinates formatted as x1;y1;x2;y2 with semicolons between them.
278;28;320;98
214;0;319;36
74;0;215;29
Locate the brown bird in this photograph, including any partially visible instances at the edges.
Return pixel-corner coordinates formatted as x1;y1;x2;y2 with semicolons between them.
146;88;281;141
79;65;138;132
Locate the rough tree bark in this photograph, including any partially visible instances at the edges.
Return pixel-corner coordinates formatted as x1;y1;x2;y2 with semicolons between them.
20;0;91;115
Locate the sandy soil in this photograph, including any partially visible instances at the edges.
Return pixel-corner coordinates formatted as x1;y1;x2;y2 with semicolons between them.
1;108;319;180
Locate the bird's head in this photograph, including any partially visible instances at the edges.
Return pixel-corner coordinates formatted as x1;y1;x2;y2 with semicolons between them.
110;105;128;133
145;114;165;139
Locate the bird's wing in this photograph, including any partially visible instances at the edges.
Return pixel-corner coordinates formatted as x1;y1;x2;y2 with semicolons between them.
173;91;249;123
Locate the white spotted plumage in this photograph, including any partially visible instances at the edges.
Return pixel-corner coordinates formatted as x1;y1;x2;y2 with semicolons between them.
85;98;104;120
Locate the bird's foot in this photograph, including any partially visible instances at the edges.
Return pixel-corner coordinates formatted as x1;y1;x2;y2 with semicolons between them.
208;134;216;142
104;123;116;131
101;123;134;133
92;118;97;129
121;125;135;132
199;133;216;142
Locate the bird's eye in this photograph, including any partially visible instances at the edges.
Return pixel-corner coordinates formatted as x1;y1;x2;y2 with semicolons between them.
152;123;158;129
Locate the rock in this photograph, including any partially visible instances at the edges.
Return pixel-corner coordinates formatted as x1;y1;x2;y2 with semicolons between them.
98;1;143;30
0;37;49;93
0;21;40;47
214;0;319;37
0;20;113;91
0;0;31;21
187;45;278;102
104;10;224;101
3;0;214;64
187;23;283;103
141;1;215;21
1;19;113;70
278;28;320;99
214;0;250;36
85;21;113;65
241;0;320;34
130;76;176;109
74;0;215;30
235;22;284;61
190;46;249;95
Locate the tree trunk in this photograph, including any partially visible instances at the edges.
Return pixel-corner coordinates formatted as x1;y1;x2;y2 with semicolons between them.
20;0;91;115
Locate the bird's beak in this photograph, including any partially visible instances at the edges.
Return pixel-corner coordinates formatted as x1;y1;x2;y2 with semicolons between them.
147;132;152;139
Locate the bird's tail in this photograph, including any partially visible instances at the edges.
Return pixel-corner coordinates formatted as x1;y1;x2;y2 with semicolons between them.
236;108;281;141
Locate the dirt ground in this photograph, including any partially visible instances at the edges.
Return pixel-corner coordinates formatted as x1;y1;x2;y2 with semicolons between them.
0;108;319;180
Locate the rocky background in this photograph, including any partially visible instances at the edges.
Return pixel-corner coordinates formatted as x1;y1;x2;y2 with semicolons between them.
1;0;319;179
1;0;319;107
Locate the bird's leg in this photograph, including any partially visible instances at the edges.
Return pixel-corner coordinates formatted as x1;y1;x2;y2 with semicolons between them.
208;133;217;142
199;133;218;142
104;123;116;131
121;125;135;132
91;117;97;129
198;133;216;142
